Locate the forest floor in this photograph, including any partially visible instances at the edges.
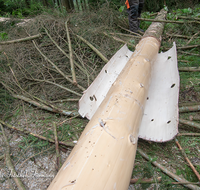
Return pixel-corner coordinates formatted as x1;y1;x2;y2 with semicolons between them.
0;4;200;190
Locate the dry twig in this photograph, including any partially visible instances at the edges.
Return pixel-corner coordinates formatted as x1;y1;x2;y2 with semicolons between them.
12;94;79;117
177;133;200;136
130;177;162;184
179;118;200;130
32;40;85;91
186;31;200;45
103;32;134;47
53;122;61;171
0;34;41;45
0;120;75;147
65;20;77;84
137;148;200;190
179;105;200;113
76;34;109;63
0;124;26;190
44;27;88;77
175;138;200;181
138;18;200;24
179;67;200;72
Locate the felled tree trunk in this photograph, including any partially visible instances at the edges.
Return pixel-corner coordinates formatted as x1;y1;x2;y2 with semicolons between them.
47;9;167;190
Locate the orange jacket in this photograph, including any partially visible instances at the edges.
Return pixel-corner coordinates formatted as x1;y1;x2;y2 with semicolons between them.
125;0;130;9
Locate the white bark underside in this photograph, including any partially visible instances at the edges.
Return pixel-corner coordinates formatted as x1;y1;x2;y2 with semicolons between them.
79;43;179;142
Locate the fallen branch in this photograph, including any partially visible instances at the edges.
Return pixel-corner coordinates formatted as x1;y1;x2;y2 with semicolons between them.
189;114;200;121
166;33;197;39
177;133;200;136
177;44;200;50
117;25;142;37
175;138;200;181
65;20;77;84
137;148;200;190
176;16;200;21
138;18;200;24
179;105;200;113
1;81;79;117
12;94;79;117
109;32;141;39
0;34;41;45
178;50;200;57
103;32;134;47
32;40;85;91
0;124;26;190
179;67;200;72
130;177;162;184
76;34;108;63
0;154;4;160
179;118;200;130
171;182;200;185
50;98;79;103
27;78;82;97
53;122;61;171
179;102;200;107
18;146;54;169
186;31;200;45
0;120;75;147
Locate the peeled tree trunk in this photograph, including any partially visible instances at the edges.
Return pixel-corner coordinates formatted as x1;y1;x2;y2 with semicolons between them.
48;9;167;190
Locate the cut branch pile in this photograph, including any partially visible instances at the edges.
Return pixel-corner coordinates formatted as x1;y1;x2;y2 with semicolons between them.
0;6;200;190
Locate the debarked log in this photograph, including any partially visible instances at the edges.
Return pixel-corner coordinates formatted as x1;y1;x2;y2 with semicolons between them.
47;9;167;190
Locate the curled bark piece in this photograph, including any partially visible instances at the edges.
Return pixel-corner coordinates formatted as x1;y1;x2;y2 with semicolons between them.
53;122;61;171
0;124;26;190
175;138;200;181
179;67;200;72
0;120;75;147
179;105;200;113
65;20;77;84
76;34;109;63
179;118;200;130
0;34;41;45
130;177;162;184
137;148;200;190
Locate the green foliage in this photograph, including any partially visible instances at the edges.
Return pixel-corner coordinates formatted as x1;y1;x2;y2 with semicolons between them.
0;32;8;40
119;5;125;13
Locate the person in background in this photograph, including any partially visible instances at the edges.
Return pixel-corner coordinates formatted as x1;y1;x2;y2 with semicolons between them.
125;0;145;33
